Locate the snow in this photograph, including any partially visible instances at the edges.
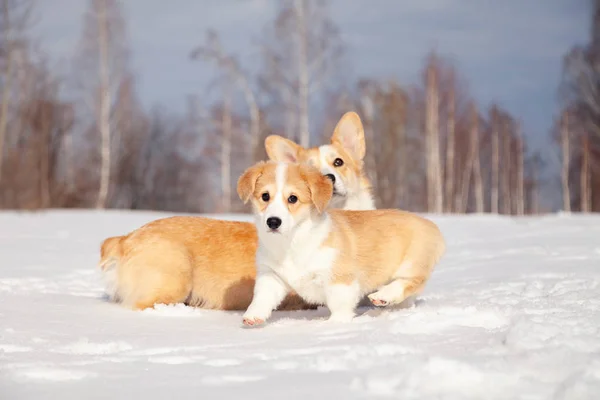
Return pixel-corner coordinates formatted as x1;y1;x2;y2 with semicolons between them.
1;210;600;399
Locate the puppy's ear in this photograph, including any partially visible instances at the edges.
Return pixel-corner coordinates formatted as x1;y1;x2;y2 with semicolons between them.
331;111;366;161
237;162;266;203
265;135;303;162
300;164;333;214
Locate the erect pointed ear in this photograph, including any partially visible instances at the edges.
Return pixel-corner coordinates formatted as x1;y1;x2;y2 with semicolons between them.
237;162;267;203
265;135;304;162
331;111;366;161
300;164;333;214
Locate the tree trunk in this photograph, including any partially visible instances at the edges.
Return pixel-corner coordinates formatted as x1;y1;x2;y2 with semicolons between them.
581;132;591;212
501;121;512;214
295;0;310;148
39;103;51;208
425;62;443;213
470;103;484;212
241;81;260;163
490;110;500;214
95;0;112;209
444;87;456;213
0;0;14;187
515;125;525;215
561;112;571;212
360;92;378;191
531;158;540;214
220;84;232;212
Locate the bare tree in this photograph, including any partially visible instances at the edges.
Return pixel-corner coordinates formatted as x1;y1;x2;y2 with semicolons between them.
471;103;484;213
191;30;261;162
358;80;378;188
458;102;483;213
560;0;600;212
220;84;233;212
424;55;443;213
74;0;130;209
501;118;512;214
444;76;456;213
561;111;571;211
515;123;525;215
490;106;500;213
0;0;33;186
260;0;343;145
581;131;592;212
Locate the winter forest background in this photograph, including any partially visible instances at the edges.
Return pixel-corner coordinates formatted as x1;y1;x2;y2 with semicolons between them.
0;0;597;214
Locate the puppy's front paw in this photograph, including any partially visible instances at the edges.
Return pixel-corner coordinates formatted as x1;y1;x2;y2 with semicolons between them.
328;312;355;323
242;316;265;327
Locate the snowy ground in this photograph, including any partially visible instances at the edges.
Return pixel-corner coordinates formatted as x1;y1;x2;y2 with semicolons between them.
0;210;599;399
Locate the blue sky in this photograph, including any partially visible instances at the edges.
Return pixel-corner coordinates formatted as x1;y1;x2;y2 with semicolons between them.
36;0;588;159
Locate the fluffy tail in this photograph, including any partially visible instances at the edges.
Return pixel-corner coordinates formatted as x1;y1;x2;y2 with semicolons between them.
99;236;123;271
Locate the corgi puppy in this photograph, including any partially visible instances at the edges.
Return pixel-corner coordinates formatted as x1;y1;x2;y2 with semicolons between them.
98;112;375;311
265;111;375;211
237;161;445;326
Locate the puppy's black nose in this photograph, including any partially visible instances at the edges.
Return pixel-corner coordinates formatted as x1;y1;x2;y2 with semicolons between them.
266;217;282;230
325;174;336;184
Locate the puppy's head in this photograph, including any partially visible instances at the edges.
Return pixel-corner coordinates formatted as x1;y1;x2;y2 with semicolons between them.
237;161;333;235
265;112;367;207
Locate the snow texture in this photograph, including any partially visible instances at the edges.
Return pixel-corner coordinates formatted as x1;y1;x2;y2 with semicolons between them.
1;210;599;399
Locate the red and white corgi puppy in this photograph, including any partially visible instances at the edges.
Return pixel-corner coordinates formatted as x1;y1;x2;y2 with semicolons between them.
237;161;445;326
98;112;374;311
265;111;374;211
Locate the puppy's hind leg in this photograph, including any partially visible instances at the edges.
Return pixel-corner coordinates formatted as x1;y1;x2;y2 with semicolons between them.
367;260;428;307
367;277;425;307
120;243;193;311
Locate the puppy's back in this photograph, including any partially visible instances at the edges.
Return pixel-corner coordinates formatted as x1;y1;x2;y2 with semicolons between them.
329;209;445;291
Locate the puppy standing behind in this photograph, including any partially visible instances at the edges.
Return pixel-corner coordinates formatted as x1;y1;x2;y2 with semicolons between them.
237;161;446;326
98;112;375;311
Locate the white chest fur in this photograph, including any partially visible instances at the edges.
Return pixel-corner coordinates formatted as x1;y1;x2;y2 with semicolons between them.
256;216;337;304
344;190;375;211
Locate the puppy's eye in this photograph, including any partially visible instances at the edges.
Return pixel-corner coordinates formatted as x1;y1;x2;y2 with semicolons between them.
261;192;270;202
333;158;344;167
288;195;298;204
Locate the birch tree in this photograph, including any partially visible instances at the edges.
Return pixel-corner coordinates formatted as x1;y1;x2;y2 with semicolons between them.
581;131;592;212
490;106;500;213
74;0;129;209
260;0;343;146
0;0;33;186
424;55;443;213
191;30;261;163
501;118;513;214
444;76;456;213
515;123;525;215
560;0;600;212
561;111;571;212
470;103;484;213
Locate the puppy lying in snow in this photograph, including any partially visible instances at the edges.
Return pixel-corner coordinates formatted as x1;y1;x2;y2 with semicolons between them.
236;161;446;326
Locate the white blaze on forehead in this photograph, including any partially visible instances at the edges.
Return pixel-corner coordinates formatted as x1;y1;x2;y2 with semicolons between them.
318;145;335;174
264;162;289;225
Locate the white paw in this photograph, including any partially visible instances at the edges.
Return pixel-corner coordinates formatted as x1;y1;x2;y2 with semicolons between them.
368;293;389;307
242;316;266;327
328;312;355;323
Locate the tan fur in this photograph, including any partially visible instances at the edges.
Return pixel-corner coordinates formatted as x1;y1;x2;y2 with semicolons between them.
98;217;310;311
98;112;372;311
298;163;334;214
325;209;445;302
